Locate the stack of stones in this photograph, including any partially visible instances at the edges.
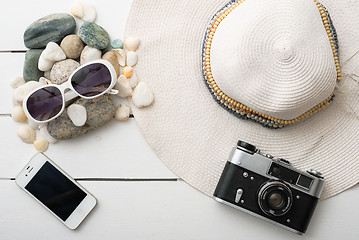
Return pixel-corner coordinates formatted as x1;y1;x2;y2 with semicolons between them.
11;2;154;153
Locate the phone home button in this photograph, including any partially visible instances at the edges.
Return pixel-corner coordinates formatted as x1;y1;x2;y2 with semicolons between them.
77;208;85;216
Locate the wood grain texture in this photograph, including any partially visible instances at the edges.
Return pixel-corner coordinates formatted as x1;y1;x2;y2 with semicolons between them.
2;0;359;239
1;180;359;240
0;117;177;179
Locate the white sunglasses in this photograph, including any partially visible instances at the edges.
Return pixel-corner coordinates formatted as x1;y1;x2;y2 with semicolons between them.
23;59;118;123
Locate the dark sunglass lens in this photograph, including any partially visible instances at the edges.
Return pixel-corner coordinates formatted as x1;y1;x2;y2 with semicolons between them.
71;63;112;97
26;87;63;121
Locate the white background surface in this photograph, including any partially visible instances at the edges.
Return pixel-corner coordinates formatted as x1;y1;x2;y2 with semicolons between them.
1;0;359;239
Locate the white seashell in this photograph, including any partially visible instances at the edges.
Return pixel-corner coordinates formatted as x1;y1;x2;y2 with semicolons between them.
13;81;42;103
80;46;102;65
28;119;40;129
12;95;21;106
67;104;87;127
11;106;27;122
70;1;84;19
126;51;138;67
132;81;154;108
115;75;133;98
112;49;126;66
38;42;66;71
11;76;25;88
125;36;140;51
33;138;49;152
82;3;97;22
39;77;52;85
17;124;36;144
128;71;138;88
39;125;58;143
115;104;130;121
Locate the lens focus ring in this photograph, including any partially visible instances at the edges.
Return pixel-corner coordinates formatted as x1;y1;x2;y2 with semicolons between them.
258;181;293;217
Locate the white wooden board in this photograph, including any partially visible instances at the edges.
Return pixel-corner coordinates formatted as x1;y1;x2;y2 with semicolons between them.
2;0;359;239
0;53;24;114
1;0;133;50
0;117;177;179
1;180;359;240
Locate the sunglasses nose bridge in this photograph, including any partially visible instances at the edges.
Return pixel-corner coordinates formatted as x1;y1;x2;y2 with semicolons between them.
56;81;79;101
58;80;74;92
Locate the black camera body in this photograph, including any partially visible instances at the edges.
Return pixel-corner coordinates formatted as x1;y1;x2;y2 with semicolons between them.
214;141;325;234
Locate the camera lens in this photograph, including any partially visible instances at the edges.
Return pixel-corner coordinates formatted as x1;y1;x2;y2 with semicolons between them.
258;181;292;216
267;191;285;210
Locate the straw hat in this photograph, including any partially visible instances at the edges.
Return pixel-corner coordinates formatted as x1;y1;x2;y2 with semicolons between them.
125;0;359;199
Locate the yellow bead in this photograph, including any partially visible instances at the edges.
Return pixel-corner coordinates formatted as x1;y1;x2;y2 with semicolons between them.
122;66;133;78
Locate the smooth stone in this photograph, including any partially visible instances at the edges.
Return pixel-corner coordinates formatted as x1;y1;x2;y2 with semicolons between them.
50;59;80;85
70;1;84;19
44;70;51;79
132;81;154;108
111;39;123;49
38;42;66;71
24;13;76;49
102;51;120;77
125;36;140;51
41;42;66;61
128;71;138;88
67;104;87;127
78;22;110;49
82;3;97;22
38;57;53;72
60;34;84;59
126;51;138;67
47;94;115;140
23;49;44;82
80;46;102;65
115;104;130;121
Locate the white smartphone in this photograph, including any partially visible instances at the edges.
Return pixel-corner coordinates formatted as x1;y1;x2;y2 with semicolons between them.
15;153;97;229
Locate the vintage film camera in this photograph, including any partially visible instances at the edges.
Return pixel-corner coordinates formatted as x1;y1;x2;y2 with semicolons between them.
214;140;325;234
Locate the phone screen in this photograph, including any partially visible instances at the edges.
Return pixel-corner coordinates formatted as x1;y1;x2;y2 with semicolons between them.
25;161;87;221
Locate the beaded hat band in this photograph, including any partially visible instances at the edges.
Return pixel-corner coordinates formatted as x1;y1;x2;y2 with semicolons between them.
202;0;341;128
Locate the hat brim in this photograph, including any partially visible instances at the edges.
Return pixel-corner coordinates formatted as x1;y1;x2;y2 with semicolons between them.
125;0;359;199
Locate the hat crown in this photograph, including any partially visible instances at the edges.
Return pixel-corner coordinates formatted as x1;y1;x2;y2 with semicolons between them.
210;0;337;121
